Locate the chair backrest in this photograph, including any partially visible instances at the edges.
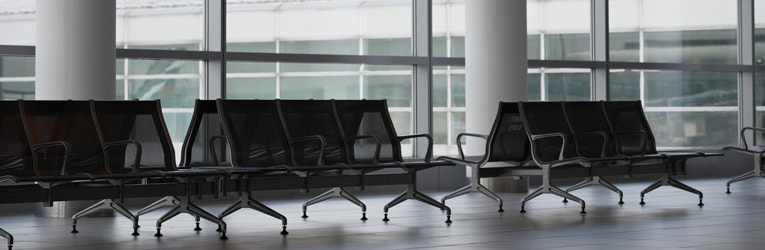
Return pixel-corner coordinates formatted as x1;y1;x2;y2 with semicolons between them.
92;100;177;173
484;102;530;163
332;99;402;163
601;100;658;155
279;99;347;165
0;101;33;176
216;99;292;167
20;100;106;175
561;101;617;158
179;99;230;167
518;101;577;163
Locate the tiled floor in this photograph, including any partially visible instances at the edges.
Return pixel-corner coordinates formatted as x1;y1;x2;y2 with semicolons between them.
1;177;764;249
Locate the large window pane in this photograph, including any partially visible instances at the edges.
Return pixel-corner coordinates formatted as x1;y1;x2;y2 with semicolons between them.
528;0;591;60
432;0;464;58
226;0;412;56
544;70;591;101
0;56;34;99
610;0;737;64
116;0;204;50
644;71;737;107
645;111;736;148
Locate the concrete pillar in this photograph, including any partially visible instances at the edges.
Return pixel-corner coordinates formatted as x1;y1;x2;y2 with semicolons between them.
35;0;116;217
465;1;528;192
35;0;115;100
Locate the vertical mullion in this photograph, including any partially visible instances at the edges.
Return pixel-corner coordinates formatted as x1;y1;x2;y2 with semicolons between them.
739;0;756;145
592;0;608;101
413;0;432;158
205;0;224;100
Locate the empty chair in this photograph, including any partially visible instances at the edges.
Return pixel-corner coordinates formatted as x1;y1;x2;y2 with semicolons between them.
278;99;370;220
333;99;452;223
213;99;291;235
518;101;630;214
83;100;229;239
437;102;531;212
601;101;716;206
723;127;765;193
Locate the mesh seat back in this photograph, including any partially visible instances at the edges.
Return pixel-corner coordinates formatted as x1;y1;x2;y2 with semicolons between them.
0;101;32;176
217;100;291;167
486;102;529;162
279;100;347;165
21;100;105;175
562;101;617;158
180;100;229;167
93;100;177;173
333;99;402;163
519;101;577;163
601;101;658;155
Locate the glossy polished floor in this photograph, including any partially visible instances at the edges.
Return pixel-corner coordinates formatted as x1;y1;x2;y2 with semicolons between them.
2;178;764;249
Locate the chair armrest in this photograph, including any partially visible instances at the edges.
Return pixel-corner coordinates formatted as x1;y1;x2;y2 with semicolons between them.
739;127;765;151
31;140;71;176
344;135;381;163
398;133;433;162
288;135;326;166
103;139;142;173
572;131;609;157
455;133;488;160
529;132;569;165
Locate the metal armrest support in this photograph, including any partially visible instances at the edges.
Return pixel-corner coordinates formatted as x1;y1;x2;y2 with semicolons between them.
529;132;586;167
289;135;327;166
31;140;71;176
103;139;142;173
398;133;433;162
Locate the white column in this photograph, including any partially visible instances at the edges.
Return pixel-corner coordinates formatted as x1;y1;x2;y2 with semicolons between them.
34;0;116;218
36;0;115;100
466;1;527;191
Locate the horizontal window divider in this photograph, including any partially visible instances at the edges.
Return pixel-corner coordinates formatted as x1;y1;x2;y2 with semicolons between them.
529;60;607;68
0;45;34;56
117;49;221;61
609;62;747;72
431;57;465;66
226;52;429;65
643;106;738;112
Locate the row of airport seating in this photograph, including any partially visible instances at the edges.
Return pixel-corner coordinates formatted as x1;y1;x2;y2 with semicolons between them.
0;99;453;250
438;101;722;214
0;99;729;250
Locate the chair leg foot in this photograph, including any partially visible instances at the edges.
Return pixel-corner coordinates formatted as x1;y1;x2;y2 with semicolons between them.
498;205;504;213
562;198;568;203
618;198;624;205
382;214;389;222
194;222;202;232
280;226;289;235
360;212;367;221
445;216;452;224
639;198;645;206
154;229;163;238
219;232;228;240
70;225;78;234
520;206;526;213
301;211;308;219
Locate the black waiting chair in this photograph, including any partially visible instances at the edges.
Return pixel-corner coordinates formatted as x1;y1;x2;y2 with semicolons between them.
333;99;452;223
82;100;229;239
214;99;291;235
602;101;715;206
437;102;531;213
723;127;765;193
518;101;630;214
278;99;370;220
